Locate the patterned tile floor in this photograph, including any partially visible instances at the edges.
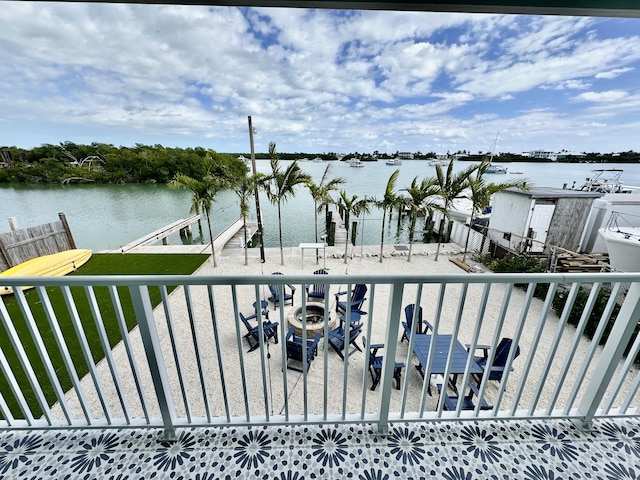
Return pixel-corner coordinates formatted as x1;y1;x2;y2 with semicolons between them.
1;417;639;479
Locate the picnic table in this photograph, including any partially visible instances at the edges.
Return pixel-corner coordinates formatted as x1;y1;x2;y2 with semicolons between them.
412;334;484;393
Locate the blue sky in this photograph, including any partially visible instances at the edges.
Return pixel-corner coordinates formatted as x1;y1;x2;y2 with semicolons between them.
1;3;640;155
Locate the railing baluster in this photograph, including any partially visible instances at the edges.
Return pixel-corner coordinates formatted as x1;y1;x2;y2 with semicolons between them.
36;286;93;425
417;284;446;417
340;282;353;421
160;285;192;423
61;285;113;423
494;281;534;413
129;285;176;440
254;284;272;421
84;286;131;423
108;285;151;424
378;281;404;434
13;288;73;425
576;282;640;429
510;282;558;416
209;285;230;422
462;282;491;416
183;285;212;422
230;286;251;422
0;341;30;425
565;282;623;414
400;283;423;417
529;282;580;415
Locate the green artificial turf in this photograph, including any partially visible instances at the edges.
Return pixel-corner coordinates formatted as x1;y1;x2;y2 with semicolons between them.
0;253;208;420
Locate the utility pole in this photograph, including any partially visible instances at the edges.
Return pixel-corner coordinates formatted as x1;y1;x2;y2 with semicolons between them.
248;116;266;263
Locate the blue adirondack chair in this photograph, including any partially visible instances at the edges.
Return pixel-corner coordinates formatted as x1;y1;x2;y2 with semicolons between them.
362;338;404;391
468;337;521;384
400;304;433;343
285;327;322;372
327;322;363;360
239;312;279;352
305;269;329;301
268;272;296;310
334;283;367;315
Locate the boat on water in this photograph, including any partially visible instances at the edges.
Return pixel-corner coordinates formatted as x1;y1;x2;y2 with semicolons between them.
349;159;365;167
599;212;640;272
486;164;508;174
312;157;323;163
571;169;640;194
1;249;93;295
385;159;402;166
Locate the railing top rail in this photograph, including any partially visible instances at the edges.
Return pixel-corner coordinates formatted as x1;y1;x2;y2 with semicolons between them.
2;271;639;288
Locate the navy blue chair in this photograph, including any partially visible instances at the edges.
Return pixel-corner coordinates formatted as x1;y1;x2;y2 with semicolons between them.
305;269;329;301
362;338;404;391
467;338;521;384
335;283;367;315
400;304;433;343
268;272;296;310
327;322;363;360
285;327;321;372
239;312;279;352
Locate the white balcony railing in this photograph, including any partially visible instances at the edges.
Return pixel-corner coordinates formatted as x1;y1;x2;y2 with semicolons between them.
1;272;639;439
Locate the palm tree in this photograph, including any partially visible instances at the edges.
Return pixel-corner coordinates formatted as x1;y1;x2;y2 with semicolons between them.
462;160;529;262
337;190;371;264
231;174;264;266
433;161;479;261
376;169;401;263
306;164;345;245
168;154;225;267
403;176;440;262
264;141;311;265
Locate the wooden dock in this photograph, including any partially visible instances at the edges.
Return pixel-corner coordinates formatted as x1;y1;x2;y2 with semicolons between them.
330;207;348;250
222;220;258;251
119;215;200;252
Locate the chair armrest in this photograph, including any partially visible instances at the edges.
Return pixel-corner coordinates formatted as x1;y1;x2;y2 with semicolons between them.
264;321;279;332
466;343;491;356
287;284;296;293
311;333;322;348
334;290;348;298
370;343;385;349
285;327;296;342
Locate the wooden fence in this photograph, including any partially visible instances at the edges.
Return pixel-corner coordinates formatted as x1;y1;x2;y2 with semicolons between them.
0;213;76;272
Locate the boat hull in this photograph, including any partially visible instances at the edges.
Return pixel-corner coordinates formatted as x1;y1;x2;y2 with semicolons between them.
598;228;640;272
1;249;93;295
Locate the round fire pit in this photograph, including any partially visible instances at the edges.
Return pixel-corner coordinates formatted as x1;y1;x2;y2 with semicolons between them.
287;303;336;337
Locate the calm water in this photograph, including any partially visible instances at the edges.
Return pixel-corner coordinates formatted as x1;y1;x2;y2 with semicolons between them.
2;161;639;251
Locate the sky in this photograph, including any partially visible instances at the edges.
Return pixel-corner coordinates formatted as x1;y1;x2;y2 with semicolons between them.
1;2;640;155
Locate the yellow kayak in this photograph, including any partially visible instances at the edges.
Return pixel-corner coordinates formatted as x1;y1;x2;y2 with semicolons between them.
0;249;92;295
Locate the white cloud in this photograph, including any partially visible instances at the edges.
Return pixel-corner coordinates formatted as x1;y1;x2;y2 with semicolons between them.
595;67;633;79
575;90;629;102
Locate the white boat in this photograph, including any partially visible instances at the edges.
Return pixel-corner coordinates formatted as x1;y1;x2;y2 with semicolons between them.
598;212;640;272
312;157;323;163
385;159;402;166
572;169;640;194
486;164;508;174
349;159;364;167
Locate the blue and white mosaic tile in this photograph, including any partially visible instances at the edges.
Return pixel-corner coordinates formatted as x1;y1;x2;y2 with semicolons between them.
1;417;639;479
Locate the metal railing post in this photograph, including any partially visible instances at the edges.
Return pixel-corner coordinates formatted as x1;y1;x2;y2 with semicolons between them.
129;285;177;440
377;281;404;435
576;282;640;430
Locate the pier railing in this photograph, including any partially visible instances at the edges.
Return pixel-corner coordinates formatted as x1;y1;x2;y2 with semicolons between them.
1;272;639;437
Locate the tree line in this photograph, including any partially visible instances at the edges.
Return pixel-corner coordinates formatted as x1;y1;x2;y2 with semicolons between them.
0;142;247;184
